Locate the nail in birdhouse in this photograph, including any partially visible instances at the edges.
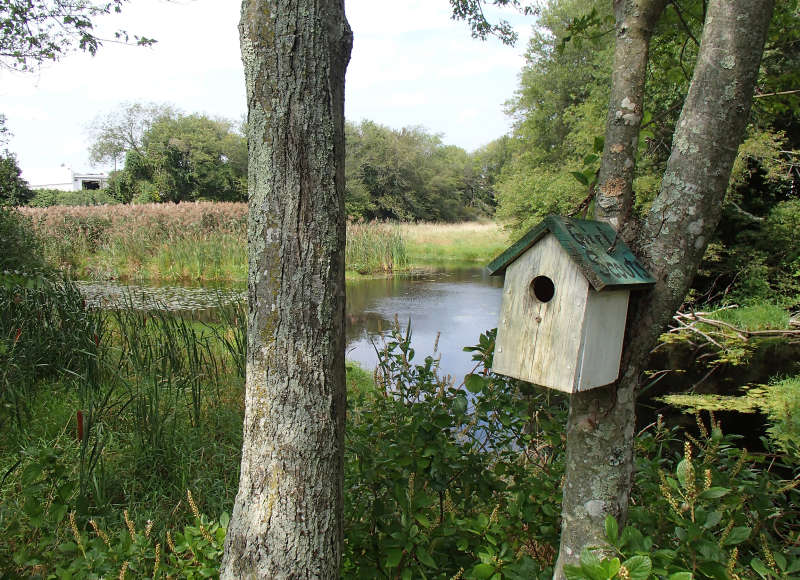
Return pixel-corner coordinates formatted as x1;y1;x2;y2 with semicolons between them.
487;215;655;393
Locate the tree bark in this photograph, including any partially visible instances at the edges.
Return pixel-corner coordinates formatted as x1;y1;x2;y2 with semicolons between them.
594;0;668;229
555;0;773;576
220;1;352;578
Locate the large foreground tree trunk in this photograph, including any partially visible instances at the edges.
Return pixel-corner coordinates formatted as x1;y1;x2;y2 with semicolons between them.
220;1;352;578
555;0;774;576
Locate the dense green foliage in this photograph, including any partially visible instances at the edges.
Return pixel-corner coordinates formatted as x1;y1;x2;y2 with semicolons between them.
28;187;119;207
0;192;797;576
0;207;47;276
0;152;33;206
85;106;503;220
2;297;798;578
566;413;800;579
109;112;248;204
494;0;800;306
87;102;179;170
344;121;498;221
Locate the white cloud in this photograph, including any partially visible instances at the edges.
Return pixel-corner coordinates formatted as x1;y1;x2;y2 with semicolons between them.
2;0;534;172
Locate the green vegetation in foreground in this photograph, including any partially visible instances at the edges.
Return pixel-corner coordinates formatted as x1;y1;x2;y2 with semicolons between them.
4;206;799;578
20;202;509;282
2;291;799;577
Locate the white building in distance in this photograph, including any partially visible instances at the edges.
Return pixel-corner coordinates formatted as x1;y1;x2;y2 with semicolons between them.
26;166;110;191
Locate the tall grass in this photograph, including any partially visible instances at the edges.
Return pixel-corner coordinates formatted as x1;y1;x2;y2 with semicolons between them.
0;281;247;532
346;221;408;274
0;278;102;430
21;203;510;279
401;221;509;264
20;202;247;282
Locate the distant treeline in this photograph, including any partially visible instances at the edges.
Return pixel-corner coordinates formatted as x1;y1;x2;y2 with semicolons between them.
10;105;509;223
344;121;505;222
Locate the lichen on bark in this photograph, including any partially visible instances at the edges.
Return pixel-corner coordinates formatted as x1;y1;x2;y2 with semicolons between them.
221;1;352;578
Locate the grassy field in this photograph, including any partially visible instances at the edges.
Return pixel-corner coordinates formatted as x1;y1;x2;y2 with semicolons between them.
20;203;510;282
401;221;509;265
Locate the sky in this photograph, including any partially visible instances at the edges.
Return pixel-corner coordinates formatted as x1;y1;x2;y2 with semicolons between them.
0;0;535;182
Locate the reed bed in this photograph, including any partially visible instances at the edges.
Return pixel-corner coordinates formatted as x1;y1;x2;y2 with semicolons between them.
21;203;508;280
346;221;408;274
20;202;247;282
0;281;247;533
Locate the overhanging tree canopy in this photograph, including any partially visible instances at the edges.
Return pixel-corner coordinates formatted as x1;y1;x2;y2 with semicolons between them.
0;0;154;71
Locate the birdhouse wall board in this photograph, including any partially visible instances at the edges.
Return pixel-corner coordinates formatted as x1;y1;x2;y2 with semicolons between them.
574;288;629;390
493;233;596;391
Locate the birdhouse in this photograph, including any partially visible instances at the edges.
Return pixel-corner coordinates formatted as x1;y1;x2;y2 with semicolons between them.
487;215;655;393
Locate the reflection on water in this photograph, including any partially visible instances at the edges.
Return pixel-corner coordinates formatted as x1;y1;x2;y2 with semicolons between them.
345;268;503;382
79;267;504;382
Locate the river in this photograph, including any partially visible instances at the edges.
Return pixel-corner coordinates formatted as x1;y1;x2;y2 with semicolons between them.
78;267;504;382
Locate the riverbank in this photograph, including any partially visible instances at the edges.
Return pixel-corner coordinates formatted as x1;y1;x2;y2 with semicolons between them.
19;202;509;282
2;280;797;578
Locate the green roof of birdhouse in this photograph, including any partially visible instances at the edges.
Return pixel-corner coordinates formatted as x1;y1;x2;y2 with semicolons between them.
487;215;656;291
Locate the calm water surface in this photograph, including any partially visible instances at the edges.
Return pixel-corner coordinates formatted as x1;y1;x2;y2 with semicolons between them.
345;268;503;381
79;267;504;381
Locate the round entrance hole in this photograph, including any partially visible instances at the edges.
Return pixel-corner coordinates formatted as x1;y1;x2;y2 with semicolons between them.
530;275;555;303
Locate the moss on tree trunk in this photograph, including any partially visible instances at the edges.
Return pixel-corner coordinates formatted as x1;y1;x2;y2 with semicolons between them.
221;1;352;577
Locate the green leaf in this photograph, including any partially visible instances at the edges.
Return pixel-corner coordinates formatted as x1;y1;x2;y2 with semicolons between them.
415;513;432;528
563;564;587;580
50;502;68;524
23;496;43;519
603;557;621;577
702;510;723;529
472;563;496;579
21;463;43;486
773;552;787;571
667;573;693;580
385;548;403;568
579;548;601;569
723;526;751;546
57;541;78;553
699;487;730;500
594;136;605;153
622;555;652;580
751;558;771;578
578;549;607;580
416;547;436;568
571;171;590;186
465;373;485;394
604;515;619;544
697;561;728;579
219;511;230;528
453;394;467;415
583;153;599;166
